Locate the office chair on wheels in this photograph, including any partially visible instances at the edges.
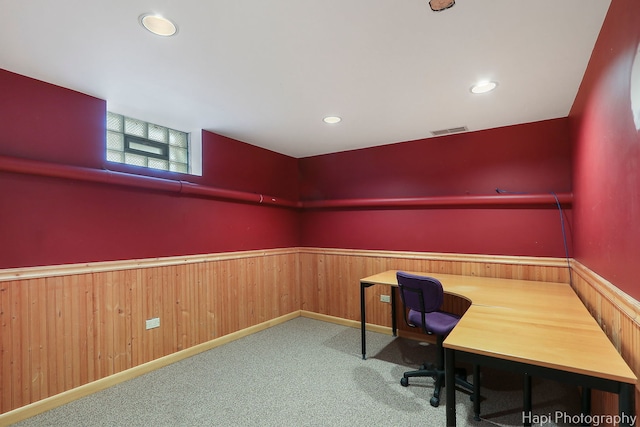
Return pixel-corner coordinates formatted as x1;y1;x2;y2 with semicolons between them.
397;271;476;408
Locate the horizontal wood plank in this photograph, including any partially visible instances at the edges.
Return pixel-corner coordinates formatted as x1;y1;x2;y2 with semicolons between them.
3;248;637;423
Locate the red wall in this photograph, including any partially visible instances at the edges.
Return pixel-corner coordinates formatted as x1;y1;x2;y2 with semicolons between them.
570;0;640;300
0;69;105;169
1;67;576;267
301;208;571;257
299;120;573;257
0;172;299;268
0;70;299;269
104;130;299;201
299;120;572;200
201;131;299;201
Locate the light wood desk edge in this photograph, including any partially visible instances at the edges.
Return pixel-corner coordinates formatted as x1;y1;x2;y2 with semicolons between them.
359;270;637;427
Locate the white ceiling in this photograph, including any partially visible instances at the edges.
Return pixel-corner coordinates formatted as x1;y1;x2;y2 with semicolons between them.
1;0;611;158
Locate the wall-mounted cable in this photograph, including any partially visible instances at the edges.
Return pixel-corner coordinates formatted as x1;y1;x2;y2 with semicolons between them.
496;188;573;286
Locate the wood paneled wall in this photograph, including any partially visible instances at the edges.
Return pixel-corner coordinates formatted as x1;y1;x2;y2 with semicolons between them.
298;248;571;334
299;248;639;423
0;249;300;415
5;247;638;426
570;261;640;423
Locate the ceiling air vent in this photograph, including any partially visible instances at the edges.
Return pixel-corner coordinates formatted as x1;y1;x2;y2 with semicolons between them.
431;126;468;136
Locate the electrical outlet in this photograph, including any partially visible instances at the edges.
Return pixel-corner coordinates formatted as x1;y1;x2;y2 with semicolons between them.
380;295;391;303
145;317;160;330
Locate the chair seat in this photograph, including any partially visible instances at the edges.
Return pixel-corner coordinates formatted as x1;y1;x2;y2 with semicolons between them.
408;309;460;336
397;272;477;410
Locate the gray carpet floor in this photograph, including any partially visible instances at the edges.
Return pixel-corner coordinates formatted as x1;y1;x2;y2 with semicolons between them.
12;317;581;426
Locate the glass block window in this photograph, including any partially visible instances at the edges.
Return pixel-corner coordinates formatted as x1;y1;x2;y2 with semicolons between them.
106;112;189;173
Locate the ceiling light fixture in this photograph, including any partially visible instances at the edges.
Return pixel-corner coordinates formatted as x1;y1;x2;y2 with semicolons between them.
429;0;455;12
471;81;498;94
140;14;178;37
323;116;342;124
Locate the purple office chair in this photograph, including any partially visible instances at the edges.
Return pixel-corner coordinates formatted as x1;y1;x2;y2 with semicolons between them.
397;271;476;407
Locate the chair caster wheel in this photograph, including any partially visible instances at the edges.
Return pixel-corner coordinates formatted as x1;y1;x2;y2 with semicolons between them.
400;377;409;387
430;396;440;407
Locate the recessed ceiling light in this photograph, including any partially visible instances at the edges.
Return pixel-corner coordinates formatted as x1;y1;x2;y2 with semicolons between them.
471;81;497;94
140;14;178;37
323;116;341;124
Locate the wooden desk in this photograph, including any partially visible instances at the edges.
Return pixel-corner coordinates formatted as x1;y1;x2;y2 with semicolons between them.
359;270;637;427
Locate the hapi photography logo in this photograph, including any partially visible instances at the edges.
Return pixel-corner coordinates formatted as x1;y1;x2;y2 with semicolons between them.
523;411;636;426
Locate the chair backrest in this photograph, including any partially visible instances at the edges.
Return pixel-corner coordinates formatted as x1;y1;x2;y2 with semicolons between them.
396;271;444;315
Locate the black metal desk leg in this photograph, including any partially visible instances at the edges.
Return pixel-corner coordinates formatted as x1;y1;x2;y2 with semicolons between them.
445;348;457;427
619;383;635;427
523;373;532;427
473;364;481;421
580;387;591;426
360;282;367;359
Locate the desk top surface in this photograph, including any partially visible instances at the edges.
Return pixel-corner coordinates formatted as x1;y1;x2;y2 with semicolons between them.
361;270;637;385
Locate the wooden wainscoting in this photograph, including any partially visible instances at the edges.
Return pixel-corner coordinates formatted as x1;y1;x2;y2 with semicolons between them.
2;247;605;423
298;248;571;335
0;249;300;417
570;261;640;423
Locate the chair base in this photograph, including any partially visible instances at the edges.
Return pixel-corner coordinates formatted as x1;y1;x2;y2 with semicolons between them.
400;365;475;408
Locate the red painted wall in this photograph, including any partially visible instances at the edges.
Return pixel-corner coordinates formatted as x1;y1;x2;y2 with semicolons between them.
569;0;640;300
301;208;571;257
201;131;299;201
0;70;299;268
104;130;299;201
0;69;105;169
0;67;576;267
0;172;299;268
299;120;573;257
299;119;572;200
